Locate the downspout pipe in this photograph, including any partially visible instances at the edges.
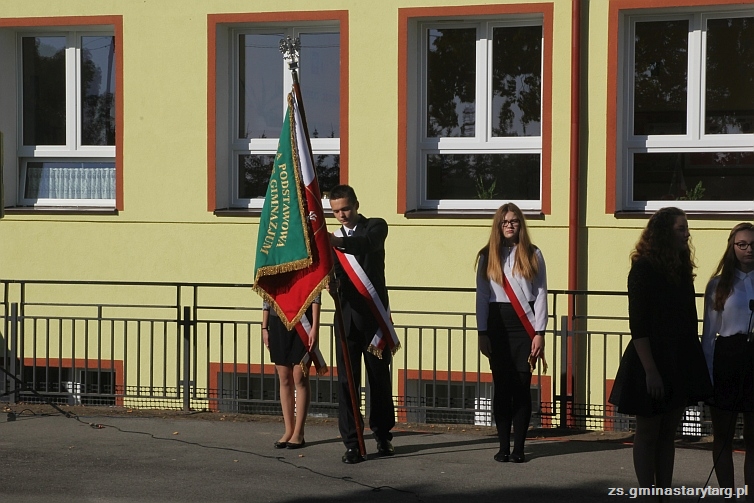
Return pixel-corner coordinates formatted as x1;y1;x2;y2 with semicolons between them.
566;0;582;428
569;0;581;298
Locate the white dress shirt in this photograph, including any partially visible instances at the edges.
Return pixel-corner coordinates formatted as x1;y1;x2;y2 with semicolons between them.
475;246;548;332
702;269;754;382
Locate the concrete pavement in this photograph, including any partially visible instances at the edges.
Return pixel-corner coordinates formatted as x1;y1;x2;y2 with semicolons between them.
0;405;742;502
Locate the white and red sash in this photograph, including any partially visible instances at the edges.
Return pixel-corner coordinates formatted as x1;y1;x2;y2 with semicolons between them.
333;228;401;358
501;258;547;372
293;313;328;376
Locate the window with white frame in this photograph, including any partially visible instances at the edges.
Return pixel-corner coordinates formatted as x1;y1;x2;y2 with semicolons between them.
619;9;754;211
412;18;543;211
18;31;116;207
230;26;340;208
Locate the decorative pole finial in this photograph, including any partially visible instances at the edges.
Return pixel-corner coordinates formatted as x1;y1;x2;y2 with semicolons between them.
280;36;300;72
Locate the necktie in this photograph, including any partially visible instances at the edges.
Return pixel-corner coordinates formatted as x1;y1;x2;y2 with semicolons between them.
347;229;354;236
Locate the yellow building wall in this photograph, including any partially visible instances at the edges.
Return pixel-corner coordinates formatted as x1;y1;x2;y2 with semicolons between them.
0;0;575;312
11;0;748;420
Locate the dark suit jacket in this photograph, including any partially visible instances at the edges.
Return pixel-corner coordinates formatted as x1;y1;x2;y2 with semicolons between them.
334;214;389;334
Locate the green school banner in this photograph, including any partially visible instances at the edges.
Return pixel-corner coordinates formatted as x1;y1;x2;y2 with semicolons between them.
253;100;311;280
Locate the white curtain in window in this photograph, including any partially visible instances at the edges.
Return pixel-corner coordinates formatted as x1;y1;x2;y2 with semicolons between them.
26;164;115;199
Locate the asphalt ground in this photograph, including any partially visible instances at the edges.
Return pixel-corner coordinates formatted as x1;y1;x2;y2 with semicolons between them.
0;404;745;502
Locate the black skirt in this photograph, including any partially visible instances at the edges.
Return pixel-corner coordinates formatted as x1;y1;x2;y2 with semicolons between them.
609;337;712;417
712;333;754;412
487;302;532;373
267;310;309;366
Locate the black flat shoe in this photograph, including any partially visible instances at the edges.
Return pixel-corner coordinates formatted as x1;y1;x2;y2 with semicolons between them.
286;440;306;449
273;441;288;449
510;453;525;463
493;450;510;462
376;439;394;456
342;448;365;464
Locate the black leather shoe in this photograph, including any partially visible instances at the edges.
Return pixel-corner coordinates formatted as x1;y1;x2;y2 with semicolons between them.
286;440;306;449
376;439;394;456
493;450;509;462
273;441;288;449
510;453;525;463
342;448;365;464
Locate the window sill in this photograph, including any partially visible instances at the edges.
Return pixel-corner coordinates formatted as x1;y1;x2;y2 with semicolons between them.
213;208;263;217
404;208;545;219
614;210;754;220
3;206;118;215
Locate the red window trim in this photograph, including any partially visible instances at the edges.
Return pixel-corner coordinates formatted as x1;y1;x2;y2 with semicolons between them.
397;368;552;426
397;3;554;215
207;11;349;212
0;16;124;211
605;0;748;214
22;357;124;406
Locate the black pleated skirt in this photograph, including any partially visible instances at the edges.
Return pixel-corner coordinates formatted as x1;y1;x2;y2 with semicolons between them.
712;333;754;412
267;311;309;366
487;302;532;373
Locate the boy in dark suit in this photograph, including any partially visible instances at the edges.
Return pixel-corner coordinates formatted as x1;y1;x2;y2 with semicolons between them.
329;184;395;464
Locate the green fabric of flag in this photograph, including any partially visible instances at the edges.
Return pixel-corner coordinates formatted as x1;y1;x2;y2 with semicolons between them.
253;101;311;280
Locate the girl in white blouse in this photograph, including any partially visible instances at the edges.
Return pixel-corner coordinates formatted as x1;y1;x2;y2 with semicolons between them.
702;222;754;497
476;203;547;464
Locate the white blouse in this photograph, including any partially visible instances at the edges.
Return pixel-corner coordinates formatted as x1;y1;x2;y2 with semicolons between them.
475;246;548;332
702;269;754;382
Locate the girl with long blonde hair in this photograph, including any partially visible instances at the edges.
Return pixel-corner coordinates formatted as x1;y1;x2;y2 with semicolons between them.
475;203;547;464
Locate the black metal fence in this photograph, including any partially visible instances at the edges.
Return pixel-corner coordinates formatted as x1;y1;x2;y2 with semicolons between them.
0;279;715;435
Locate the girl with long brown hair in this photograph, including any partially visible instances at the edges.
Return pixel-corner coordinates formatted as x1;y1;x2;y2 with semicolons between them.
476;203;547;464
702;222;754;499
609;207;711;500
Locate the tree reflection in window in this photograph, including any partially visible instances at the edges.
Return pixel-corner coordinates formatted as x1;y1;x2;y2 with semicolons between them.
426;28;476;138
491;25;541;137
705;17;754;134
81;36;116;146
427;153;539;200
633;20;688;136
238;153;339;200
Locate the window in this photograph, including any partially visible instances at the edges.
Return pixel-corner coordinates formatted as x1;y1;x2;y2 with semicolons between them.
403;9;549;213
217;372;337;416
404;379;492;425
22;366;116;406
18;31;116;207
0;18;121;211
617;8;754;211
229;25;340;209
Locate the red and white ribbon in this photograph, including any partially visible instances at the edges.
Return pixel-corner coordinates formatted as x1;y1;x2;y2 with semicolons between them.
333;229;400;358
501;259;547;372
294;313;328;376
501;261;537;338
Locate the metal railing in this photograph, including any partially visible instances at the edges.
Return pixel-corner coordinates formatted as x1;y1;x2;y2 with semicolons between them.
0;279;714;434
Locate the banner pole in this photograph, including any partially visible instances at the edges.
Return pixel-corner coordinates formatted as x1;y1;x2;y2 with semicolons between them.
281;36;366;459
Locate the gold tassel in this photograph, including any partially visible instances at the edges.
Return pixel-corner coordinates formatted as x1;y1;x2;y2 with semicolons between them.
367;345;384;359
529;354;548;374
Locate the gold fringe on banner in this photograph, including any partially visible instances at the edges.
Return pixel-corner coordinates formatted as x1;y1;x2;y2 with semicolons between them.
252;275;329;331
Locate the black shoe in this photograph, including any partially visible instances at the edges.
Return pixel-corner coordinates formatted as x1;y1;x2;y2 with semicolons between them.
342;448;365;464
376;439;394;456
273;441;288;449
510;453;525;463
493;450;509;462
287;440;306;449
